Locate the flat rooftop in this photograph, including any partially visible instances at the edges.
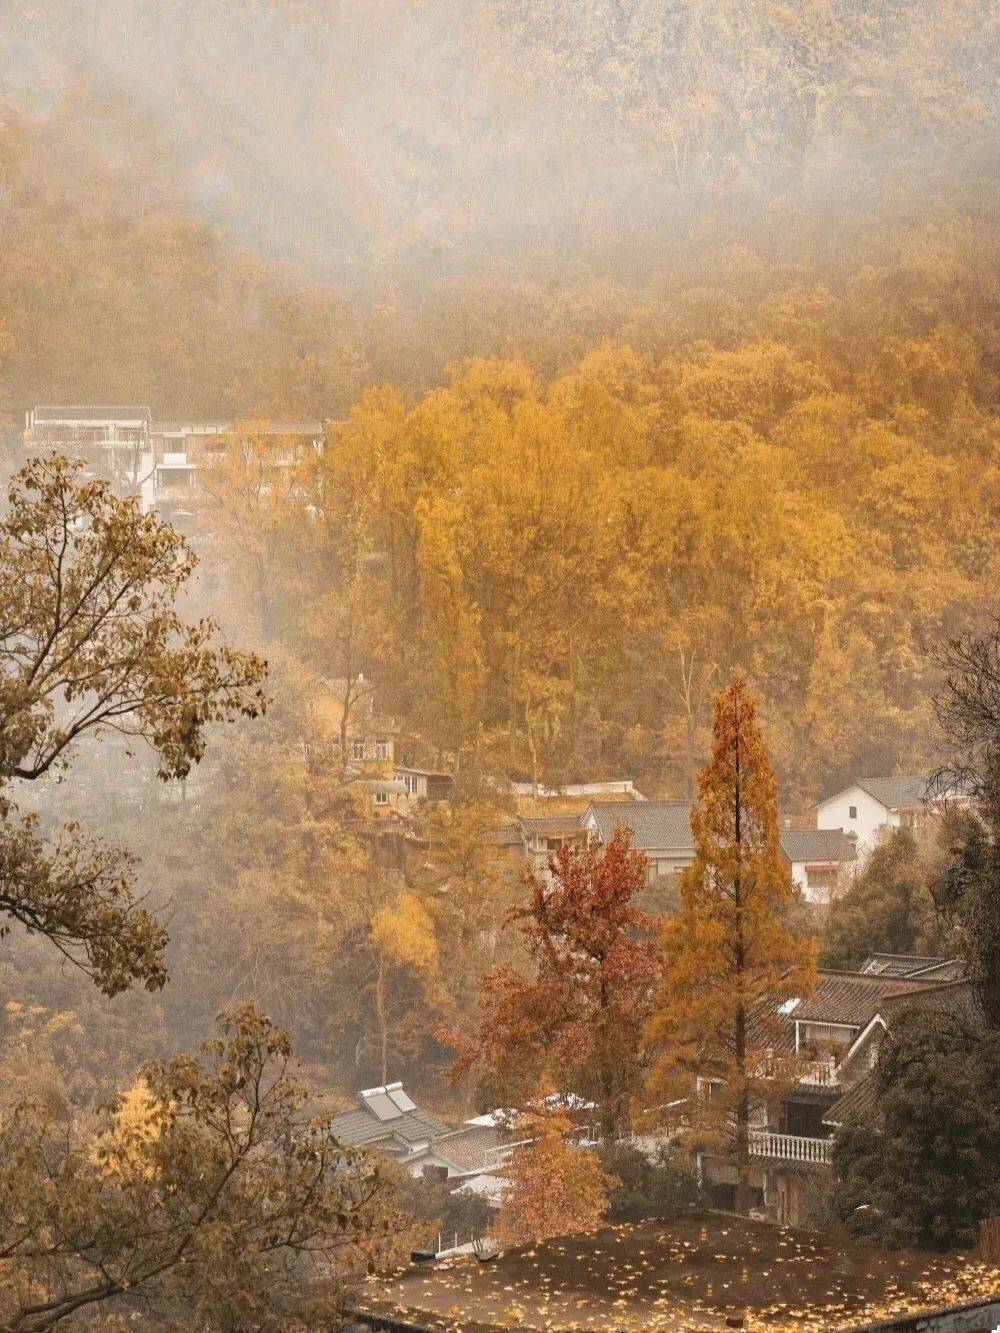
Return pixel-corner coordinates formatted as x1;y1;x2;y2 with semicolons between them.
359;1214;1000;1330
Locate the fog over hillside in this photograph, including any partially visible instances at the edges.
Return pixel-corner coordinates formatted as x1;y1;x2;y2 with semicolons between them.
2;0;996;280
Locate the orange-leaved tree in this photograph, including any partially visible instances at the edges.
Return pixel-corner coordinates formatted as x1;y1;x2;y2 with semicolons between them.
497;1101;613;1246
646;674;816;1213
448;829;662;1143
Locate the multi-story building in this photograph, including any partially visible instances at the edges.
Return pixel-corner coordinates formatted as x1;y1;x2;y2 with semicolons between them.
23;405;155;498
149;417;324;514
23;406;326;515
696;954;973;1226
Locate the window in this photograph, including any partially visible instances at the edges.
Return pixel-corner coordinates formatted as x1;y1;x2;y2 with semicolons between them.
402;773;419;795
373;791;389;806
157;466;193;491
375;741;390;761
696;1076;725;1105
351;740;366;760
848;804;857;819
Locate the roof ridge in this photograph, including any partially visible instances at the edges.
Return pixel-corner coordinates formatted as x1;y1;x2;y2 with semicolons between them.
818;967;938;980
863;952;946;961
882;976;973;1003
589;796;692;806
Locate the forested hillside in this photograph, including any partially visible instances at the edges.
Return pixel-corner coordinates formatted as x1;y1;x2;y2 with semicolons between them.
0;0;997;1108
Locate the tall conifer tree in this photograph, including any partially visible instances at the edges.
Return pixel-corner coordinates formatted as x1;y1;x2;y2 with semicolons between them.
647;674;816;1213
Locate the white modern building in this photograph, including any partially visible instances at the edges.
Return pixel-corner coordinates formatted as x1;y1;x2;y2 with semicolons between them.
23;405;155;500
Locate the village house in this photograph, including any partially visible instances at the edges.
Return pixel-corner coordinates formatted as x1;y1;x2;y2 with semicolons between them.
813;775;967;860
148;416;325;515
518;814;589;874
394;766;455;803
314;676;399;771
581;800;855;900
582;799;697;881
696;955;978;1226
330;1082;526;1190
23;405;155;499
778;826;857;903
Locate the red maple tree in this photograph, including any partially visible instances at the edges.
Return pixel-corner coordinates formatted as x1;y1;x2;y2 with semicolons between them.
448;828;662;1142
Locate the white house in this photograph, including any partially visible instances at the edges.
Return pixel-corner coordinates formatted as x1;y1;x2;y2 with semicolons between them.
511;778;643;801
814;776;959;859
24;405;156;503
780;827;857;904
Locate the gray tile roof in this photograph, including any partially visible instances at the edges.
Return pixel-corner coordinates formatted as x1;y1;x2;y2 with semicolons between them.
879;978;985;1027
779;828;856;864
824;979;984;1127
907;958;964;980
330;1105;450;1150
824;1075;876;1127
586;800;695;851
855;777;931;810
792;971;942;1028
430;1124;522;1174
519;815;586;838
859;953;950;978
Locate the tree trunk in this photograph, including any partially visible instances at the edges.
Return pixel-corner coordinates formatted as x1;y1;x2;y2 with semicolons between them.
734;1006;751;1216
598;978;617;1144
732;694;751;1215
375;954;389;1085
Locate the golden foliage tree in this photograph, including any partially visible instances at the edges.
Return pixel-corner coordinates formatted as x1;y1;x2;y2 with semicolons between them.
646;675;816;1213
497;1102;613;1247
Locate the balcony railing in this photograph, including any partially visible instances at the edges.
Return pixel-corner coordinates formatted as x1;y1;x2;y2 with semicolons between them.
798;1057;840;1087
749;1130;832;1165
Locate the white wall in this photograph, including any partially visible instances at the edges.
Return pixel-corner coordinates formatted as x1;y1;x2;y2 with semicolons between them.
816;785;894;857
789;860;812;900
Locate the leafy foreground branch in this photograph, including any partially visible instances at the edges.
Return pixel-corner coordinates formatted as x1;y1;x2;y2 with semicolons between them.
0;1004;403;1331
0;455;267;994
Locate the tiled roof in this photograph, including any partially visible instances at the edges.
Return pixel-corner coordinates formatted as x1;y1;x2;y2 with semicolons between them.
792;971;941;1027
330;1105;450;1150
586;800;694;850
879;978;985;1027
855;777;931;810
488;823;527;848
429;1124;523;1174
780;828;856;864
824;1075;876;1127
519;815;586;838
908;958;964;980
824;980;984;1126
859;953;950;978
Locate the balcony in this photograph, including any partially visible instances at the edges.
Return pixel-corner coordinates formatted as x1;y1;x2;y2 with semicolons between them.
797;1056;840;1088
749;1130;832;1166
